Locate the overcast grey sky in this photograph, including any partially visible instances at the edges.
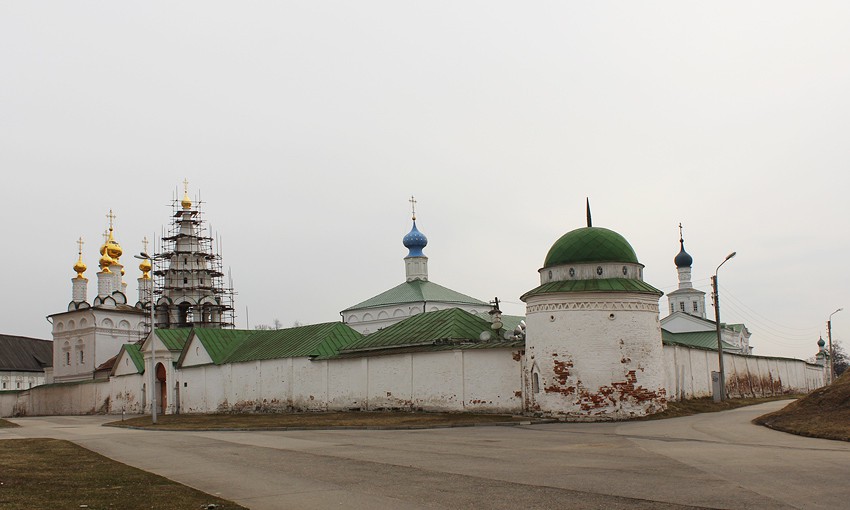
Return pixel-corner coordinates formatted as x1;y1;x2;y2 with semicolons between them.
2;2;848;360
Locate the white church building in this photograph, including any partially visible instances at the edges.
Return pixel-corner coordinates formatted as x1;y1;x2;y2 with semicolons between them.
0;188;825;421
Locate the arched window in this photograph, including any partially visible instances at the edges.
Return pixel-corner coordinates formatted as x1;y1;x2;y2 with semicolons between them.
65;352;71;366
532;373;540;394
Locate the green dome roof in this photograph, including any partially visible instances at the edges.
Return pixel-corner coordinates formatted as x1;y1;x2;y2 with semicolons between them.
544;227;639;267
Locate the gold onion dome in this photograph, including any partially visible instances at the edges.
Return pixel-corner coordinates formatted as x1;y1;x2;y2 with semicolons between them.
73;255;87;279
181;191;192;210
139;258;152;279
99;250;114;273
106;230;123;260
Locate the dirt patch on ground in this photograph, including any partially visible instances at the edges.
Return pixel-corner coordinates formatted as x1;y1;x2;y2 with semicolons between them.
754;371;850;442
0;438;246;510
0;418;19;428
108;411;535;430
638;395;801;420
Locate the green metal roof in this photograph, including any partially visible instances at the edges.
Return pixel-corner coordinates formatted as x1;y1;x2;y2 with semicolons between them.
544;227;639;267
521;278;662;301
123;344;145;374
661;330;737;350
500;314;525;334
154;328;192;351
326;339;524;359
337;308;512;354
191;329;254;364
342;279;486;312
222;322;363;363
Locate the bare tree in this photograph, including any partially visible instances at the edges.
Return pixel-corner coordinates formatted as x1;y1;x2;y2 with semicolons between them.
832;340;848;377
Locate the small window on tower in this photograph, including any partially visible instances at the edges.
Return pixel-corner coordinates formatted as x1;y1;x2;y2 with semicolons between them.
693;302;698;312
65;352;71;366
670;303;674;313
79;350;84;364
532;373;540;394
183;277;188;284
679;302;685;312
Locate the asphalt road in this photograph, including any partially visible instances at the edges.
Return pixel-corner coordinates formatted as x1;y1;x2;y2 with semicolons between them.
3;401;849;509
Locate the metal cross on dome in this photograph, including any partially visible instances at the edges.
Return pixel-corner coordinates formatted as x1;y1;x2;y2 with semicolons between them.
409;195;417;220
106;209;116;230
76;236;84;255
183;178;189;193
142;236;149;255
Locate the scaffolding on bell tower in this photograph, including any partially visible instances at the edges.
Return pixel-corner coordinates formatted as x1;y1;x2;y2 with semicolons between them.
151;185;236;329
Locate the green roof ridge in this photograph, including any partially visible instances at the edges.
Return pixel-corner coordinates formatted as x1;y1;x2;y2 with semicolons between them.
521;278;662;301
342;279;486;312
153;328;193;351
122;344;145;374
340;308;494;353
221;322;362;364
662;329;737;350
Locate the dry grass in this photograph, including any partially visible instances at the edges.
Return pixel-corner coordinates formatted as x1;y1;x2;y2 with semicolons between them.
109;411;532;430
0;418;18;428
639;394;801;421
754;371;850;442
0;438;246;510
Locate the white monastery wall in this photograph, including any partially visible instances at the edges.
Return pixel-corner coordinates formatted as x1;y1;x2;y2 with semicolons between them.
109;374;145;414
663;344;822;400
327;358;367;410
4;346;823;417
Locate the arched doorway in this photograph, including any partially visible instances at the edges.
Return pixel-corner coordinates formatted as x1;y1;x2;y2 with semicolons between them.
156;362;167;414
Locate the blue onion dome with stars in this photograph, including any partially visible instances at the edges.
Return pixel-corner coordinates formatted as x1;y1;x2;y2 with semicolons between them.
674;224;693;268
403;195;428;257
403;221;428;257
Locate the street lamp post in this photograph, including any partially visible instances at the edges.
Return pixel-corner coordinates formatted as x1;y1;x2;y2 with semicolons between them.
712;251;736;401
135;251;157;424
827;308;843;384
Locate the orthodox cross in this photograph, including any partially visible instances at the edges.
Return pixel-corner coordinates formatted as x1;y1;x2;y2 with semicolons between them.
76;236;84;255
678;222;683;241
142;236;149;256
183;178;190;194
106;209;116;230
409;195;417;220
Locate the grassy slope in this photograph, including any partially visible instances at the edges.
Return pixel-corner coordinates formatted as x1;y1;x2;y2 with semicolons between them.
754;371;850;441
0;438;247;510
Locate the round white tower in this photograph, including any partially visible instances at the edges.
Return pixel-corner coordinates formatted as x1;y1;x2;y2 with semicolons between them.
521;213;667;420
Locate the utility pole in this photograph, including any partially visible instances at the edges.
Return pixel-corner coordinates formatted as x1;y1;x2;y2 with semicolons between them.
827;308;843;384
713;252;736;401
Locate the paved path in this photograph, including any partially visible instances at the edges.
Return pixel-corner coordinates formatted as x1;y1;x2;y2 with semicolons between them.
3;401;849;509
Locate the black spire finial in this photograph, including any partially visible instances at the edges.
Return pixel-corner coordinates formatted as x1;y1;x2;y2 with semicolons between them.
586;198;592;227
